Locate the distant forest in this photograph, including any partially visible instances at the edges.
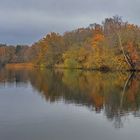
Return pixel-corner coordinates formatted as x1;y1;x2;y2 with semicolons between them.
1;16;140;70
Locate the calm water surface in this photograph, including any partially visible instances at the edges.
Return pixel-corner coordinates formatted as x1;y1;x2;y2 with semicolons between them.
0;68;140;140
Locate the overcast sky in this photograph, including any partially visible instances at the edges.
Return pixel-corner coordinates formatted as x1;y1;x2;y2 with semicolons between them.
0;0;140;45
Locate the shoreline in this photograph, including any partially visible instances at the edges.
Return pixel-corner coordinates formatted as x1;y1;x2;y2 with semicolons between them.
3;63;140;73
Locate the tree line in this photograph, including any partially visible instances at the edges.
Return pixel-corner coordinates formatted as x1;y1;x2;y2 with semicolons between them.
1;16;140;70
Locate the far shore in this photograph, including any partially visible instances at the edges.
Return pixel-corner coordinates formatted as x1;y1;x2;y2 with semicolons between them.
5;63;35;69
3;63;140;73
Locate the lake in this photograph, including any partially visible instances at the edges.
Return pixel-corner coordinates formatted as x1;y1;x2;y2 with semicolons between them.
0;67;140;140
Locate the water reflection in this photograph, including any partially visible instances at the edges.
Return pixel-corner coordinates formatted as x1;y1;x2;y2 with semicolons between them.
0;67;140;128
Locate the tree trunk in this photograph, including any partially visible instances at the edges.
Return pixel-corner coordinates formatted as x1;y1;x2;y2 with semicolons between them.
117;32;134;69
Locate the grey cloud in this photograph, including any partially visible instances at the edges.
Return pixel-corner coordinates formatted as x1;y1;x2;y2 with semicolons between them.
0;0;140;44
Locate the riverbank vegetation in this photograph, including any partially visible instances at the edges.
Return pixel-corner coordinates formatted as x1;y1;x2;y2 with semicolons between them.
1;16;140;70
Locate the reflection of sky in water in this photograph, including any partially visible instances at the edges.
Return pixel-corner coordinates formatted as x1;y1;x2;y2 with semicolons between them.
0;85;140;140
0;68;140;140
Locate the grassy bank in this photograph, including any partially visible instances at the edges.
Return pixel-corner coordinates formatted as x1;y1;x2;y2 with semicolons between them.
5;63;35;69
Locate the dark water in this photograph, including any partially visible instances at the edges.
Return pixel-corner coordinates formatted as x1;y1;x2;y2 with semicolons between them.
0;68;140;140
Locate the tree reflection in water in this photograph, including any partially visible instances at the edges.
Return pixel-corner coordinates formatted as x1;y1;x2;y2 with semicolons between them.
0;67;140;128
